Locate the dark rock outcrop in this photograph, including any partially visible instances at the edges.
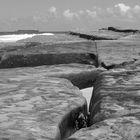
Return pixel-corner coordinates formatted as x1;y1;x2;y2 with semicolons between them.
108;27;140;33
69;32;114;40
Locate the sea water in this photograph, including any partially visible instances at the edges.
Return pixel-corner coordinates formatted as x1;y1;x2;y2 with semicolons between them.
0;33;54;43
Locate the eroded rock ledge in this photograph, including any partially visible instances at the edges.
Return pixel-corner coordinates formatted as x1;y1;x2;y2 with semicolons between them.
0;63;105;139
0;76;87;140
68;69;140;140
107;27;140;33
0;63;104;89
69;32;115;40
0;41;98;69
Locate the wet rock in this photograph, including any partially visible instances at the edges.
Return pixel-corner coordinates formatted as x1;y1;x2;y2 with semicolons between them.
0;41;97;68
108;27;139;33
75;112;88;130
67;116;140;140
0;76;87;140
89;69;140;124
69;31;115;40
0;63;104;89
101;59;138;70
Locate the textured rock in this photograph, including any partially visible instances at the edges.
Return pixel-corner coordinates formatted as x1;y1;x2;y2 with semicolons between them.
98;40;140;66
120;33;140;41
67;116;140;140
89;69;140;124
0;64;104;89
69;31;115;40
0;41;97;68
68;69;140;140
124;59;140;70
108;27;139;33
0;76;87;140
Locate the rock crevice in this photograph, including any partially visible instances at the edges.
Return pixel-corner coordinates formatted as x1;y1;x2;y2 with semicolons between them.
68;69;140;140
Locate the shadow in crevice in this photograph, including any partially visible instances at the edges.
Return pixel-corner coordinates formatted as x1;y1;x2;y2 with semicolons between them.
0;53;98;69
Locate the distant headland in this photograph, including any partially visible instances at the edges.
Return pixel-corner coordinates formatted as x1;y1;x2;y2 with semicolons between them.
0;30;68;35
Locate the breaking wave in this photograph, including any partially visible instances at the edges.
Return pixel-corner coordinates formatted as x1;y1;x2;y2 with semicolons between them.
0;33;54;43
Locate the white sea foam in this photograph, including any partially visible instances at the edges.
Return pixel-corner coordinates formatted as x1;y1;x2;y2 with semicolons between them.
39;33;54;36
80;87;93;110
0;33;54;43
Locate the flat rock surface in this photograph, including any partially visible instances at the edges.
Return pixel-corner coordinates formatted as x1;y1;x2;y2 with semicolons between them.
0;64;104;89
68;116;140;140
90;69;140;124
0;76;87;140
97;40;140;66
0;41;95;54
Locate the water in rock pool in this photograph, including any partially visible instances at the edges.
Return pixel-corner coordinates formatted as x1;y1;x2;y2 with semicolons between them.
80;87;93;112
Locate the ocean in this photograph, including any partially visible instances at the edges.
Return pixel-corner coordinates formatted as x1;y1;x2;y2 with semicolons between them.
0;33;54;43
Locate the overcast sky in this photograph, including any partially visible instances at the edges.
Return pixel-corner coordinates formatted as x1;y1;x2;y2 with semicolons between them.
0;0;140;31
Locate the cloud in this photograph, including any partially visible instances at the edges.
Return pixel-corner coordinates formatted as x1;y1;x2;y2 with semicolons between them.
133;5;140;13
106;3;140;20
63;9;79;20
107;8;114;15
33;16;42;22
86;10;97;18
79;10;84;15
63;9;97;20
49;6;57;15
115;3;130;13
62;4;140;22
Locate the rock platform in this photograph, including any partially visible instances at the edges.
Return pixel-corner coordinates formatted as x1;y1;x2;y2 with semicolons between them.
0;64;103;89
0;30;140;140
0;76;87;140
0;63;104;139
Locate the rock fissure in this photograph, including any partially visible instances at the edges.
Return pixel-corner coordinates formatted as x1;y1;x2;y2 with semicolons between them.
68;69;140;140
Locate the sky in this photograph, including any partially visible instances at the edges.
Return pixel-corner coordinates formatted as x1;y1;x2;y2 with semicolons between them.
0;0;140;31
